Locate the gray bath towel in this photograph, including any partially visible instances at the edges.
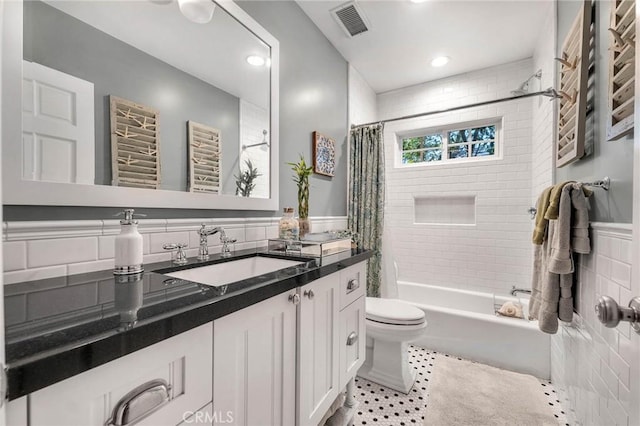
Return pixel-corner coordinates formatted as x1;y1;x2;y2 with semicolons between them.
529;220;562;334
529;183;592;333
548;184;573;275
571;183;591;254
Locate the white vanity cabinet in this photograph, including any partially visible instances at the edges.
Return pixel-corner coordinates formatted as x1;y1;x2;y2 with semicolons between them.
297;274;340;426
337;263;367;390
213;290;297;426
27;322;213;426
12;260;367;426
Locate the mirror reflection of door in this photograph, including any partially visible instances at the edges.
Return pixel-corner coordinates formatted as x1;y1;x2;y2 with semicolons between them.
22;61;95;184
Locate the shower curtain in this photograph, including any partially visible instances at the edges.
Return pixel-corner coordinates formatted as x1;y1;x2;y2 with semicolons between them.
348;123;385;297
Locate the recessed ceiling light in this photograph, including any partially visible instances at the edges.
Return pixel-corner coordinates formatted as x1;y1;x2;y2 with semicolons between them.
247;56;266;66
431;56;450;67
410;0;428;3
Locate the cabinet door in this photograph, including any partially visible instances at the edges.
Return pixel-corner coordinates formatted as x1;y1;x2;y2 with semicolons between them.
214;291;297;426
29;323;213;426
298;274;340;426
339;296;366;389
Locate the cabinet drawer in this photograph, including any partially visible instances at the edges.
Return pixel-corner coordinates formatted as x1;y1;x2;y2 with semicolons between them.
339;296;366;389
339;262;366;310
29;323;213;426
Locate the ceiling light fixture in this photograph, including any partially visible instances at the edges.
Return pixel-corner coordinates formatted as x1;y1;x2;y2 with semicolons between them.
410;0;428;3
178;0;216;24
431;56;450;67
247;56;266;67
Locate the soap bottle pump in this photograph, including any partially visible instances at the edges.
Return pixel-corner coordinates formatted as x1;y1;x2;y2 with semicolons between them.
114;209;144;275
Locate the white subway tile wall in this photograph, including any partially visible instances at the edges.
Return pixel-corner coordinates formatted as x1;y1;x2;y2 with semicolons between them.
531;3;555;200
551;224;638;426
2;216;348;285
379;59;536;295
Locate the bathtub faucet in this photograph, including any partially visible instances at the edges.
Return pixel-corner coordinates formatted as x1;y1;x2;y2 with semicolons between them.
510;286;532;296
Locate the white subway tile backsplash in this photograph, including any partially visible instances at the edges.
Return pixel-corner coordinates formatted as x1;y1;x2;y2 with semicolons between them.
245;226;266;242
3;241;26;271
143;252;173;265
98;236;115;260
27;237;98;268
4;216;348;284
67;259;115;276
149;232;190;254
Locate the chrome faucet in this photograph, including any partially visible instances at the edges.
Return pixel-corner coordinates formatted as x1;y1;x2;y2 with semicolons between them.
510;286;532;296
198;224;236;260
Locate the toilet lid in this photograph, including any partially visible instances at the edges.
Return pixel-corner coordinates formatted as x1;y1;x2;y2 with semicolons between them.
366;297;425;326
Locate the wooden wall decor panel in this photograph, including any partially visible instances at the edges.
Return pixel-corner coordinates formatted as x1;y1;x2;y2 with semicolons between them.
556;0;591;168
188;121;221;194
607;0;635;141
110;96;160;189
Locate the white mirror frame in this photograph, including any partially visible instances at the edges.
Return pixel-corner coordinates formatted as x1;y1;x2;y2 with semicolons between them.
1;0;279;210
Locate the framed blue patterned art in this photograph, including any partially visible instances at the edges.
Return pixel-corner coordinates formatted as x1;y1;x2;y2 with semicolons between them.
312;131;336;177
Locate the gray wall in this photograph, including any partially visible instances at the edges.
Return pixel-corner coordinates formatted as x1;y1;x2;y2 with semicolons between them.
6;1;349;220
556;0;634;223
23;0;240;194
238;1;349;218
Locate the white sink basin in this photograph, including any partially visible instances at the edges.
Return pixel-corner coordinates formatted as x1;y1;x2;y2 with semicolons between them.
164;256;303;287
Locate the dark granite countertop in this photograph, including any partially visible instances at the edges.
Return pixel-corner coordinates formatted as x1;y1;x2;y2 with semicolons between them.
4;248;372;400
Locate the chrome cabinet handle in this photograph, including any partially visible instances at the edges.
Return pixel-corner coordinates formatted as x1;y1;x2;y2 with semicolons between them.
107;379;172;426
595;295;640;334
347;279;359;293
346;331;358;346
304;289;315;300
289;293;301;305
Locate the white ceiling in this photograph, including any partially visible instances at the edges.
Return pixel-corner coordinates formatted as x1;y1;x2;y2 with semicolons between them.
297;0;553;94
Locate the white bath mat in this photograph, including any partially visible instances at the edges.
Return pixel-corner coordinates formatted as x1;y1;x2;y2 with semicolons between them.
423;353;559;426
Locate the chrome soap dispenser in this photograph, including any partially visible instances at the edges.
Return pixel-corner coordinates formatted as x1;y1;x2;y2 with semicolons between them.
114;209;144;275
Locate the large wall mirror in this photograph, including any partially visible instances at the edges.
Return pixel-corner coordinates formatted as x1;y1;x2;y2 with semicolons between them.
1;0;279;210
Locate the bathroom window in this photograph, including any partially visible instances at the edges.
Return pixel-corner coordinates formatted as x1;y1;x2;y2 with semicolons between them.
399;120;500;166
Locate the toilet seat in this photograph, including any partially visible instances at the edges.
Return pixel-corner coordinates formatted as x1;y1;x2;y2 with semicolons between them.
365;297;425;326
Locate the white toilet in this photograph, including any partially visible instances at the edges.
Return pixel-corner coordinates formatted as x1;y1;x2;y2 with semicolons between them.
358;297;427;393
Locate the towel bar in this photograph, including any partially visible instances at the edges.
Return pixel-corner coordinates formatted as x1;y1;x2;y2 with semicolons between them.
582;176;610;191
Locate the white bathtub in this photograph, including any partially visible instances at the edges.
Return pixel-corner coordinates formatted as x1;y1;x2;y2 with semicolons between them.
397;281;550;379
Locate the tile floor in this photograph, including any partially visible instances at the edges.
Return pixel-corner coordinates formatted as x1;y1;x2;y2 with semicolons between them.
353;346;570;426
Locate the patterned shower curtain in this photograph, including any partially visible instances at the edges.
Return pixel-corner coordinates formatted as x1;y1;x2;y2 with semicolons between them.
348;123;385;297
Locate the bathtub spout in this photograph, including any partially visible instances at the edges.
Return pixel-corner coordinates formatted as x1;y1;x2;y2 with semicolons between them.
510;286;532;296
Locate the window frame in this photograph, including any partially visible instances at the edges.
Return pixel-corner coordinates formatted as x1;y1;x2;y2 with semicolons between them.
396;118;503;168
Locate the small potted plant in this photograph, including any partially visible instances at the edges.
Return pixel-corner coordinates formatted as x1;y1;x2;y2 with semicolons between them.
234;159;260;197
287;155;313;237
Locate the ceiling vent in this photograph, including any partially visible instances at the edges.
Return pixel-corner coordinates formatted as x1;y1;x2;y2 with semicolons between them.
331;2;370;37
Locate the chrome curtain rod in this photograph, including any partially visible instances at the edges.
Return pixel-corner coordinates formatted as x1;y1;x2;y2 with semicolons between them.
351;88;560;129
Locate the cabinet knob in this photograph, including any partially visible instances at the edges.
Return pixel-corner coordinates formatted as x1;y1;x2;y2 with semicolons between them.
346;331;358;346
304;289;315;300
289;293;301;305
347;279;359;292
595;295;640;333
